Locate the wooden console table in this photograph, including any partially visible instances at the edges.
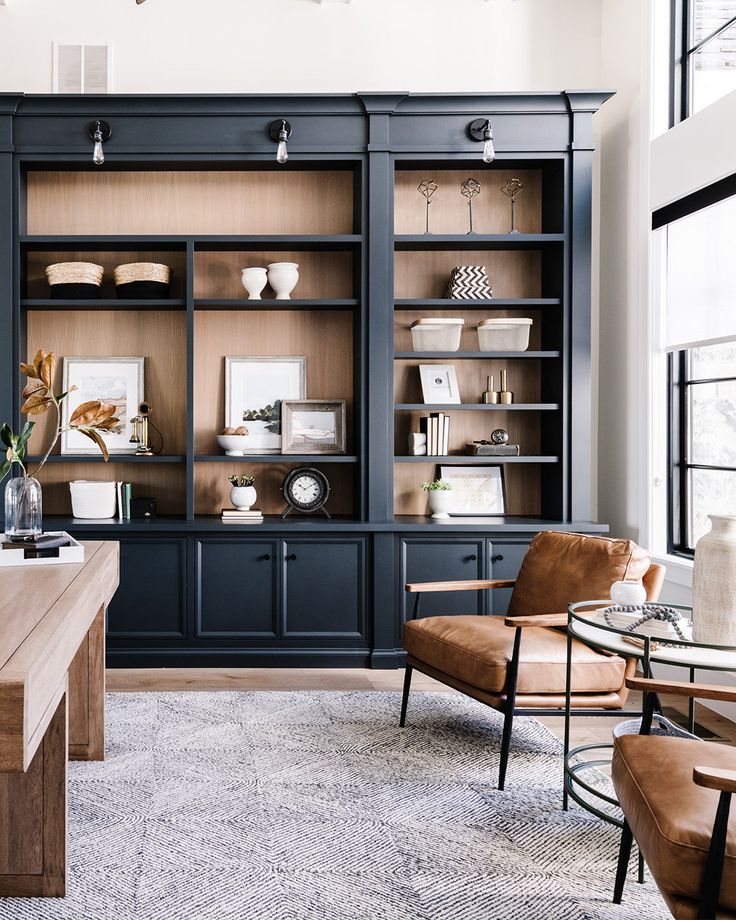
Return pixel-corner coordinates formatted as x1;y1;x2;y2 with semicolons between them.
0;541;119;897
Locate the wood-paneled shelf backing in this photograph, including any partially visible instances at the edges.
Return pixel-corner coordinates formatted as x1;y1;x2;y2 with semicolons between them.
193;309;355;455
25;169;356;236
25;308;187;459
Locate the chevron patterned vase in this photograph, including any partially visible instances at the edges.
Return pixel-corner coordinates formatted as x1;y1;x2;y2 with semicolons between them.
447;265;492;299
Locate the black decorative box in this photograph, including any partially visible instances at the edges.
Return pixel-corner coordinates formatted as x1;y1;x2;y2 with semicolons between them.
130;497;157;519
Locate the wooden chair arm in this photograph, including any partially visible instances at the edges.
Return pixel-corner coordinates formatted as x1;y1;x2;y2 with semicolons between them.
694;766;736;794
405;579;516;594
626;676;736;704
504;613;568;629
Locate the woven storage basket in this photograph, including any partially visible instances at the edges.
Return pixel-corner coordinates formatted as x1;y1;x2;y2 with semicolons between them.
44;262;104;300
113;262;172;299
446;265;492;300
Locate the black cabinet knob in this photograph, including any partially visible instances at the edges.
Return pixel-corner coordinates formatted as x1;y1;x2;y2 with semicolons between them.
259;553;271;561
464;554;478;562
286;553;297;561
492;554;505;562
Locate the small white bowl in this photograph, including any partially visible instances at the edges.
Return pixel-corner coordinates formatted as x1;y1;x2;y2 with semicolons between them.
216;434;250;456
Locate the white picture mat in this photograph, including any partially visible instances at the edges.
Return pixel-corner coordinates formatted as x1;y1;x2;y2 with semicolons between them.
440;465;505;515
419;365;460;404
61;357;143;455
225;356;306;429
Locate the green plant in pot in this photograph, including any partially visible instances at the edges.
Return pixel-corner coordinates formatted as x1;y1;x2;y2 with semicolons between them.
242;403;280;433
1;349;119;542
228;473;257;511
421;479;452;520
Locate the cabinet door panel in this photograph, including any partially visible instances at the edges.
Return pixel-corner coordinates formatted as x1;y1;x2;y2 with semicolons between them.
487;541;529;616
107;539;186;638
400;538;485;622
196;539;278;637
283;539;365;637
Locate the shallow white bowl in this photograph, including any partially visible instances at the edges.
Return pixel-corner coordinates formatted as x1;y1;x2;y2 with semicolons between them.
216;434;250;456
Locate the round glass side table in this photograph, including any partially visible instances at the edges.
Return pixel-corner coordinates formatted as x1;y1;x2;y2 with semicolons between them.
563;600;736;827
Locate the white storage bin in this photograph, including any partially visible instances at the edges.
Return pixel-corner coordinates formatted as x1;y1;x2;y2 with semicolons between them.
69;481;117;519
477;317;532;352
410;318;464;352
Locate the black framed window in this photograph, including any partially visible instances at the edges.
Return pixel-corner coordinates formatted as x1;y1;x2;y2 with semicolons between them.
672;0;736;123
655;183;736;555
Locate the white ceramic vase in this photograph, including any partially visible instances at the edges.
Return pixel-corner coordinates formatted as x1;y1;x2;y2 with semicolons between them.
610;580;647;606
230;485;257;511
692;514;736;645
267;262;299;300
243;420;281;453
241;267;268;300
427;490;452;520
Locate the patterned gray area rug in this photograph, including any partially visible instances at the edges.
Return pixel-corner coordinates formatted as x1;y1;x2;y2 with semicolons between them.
0;691;668;920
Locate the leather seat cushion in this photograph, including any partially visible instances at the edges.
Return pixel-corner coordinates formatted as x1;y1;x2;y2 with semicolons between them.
403;614;626;694
507;531;652;617
613;735;736;914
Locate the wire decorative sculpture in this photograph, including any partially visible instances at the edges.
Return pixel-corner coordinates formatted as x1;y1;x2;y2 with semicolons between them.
500;178;524;234
460;177;481;235
417;179;438;234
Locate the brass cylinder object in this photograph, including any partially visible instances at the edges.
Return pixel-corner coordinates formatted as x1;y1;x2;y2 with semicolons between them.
498;369;513;404
482;375;499;404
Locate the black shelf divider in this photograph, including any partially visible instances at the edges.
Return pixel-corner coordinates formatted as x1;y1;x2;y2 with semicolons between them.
394;233;565;251
394;455;560;464
395;298;561;308
394;403;560;411
194;454;359;463
25;454;186;463
194;299;358;311
21;298;186;310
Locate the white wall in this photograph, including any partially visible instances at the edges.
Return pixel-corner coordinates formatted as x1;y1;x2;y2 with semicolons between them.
0;0;604;95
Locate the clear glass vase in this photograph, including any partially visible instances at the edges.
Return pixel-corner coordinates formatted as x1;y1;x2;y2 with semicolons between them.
4;476;42;541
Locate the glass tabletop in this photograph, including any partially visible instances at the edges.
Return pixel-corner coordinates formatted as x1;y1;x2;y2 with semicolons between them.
568;600;736;671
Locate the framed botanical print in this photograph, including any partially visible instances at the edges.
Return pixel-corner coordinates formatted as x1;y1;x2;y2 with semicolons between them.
439;464;506;515
61;356;144;455
225;356;306;431
419;364;461;404
281;400;346;455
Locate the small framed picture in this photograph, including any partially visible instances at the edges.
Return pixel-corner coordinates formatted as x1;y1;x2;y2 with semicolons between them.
419;364;461;405
61;356;144;455
281;400;346;455
439;464;506;515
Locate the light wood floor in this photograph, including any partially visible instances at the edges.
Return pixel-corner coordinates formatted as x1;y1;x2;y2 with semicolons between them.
106;668;736;745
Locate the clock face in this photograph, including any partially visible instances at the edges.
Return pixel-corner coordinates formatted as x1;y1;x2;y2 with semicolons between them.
491;428;509;445
283;467;330;513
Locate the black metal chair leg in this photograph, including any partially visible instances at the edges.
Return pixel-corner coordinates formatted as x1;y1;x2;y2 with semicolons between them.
637;850;645;884
498;627;522;791
699;790;732;919
613;819;634;904
399;665;413;727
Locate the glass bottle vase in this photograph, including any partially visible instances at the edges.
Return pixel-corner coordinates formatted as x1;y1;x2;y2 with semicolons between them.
4;476;43;541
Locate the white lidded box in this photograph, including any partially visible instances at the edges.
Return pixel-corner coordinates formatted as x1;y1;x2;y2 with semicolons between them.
410;318;465;352
477;317;533;352
69;481;117;519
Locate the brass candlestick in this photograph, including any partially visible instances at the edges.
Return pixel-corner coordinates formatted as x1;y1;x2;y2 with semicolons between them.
498;369;513;404
482;374;498;404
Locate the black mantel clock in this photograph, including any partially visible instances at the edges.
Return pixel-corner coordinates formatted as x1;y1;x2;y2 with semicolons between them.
281;467;331;519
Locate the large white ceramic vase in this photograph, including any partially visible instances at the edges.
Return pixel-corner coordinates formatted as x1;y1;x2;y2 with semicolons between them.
267;262;299;300
692;514;736;645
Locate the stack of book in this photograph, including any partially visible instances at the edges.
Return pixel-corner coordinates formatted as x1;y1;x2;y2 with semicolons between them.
600;608;692;641
419;412;450;457
221;508;264;524
116;482;133;520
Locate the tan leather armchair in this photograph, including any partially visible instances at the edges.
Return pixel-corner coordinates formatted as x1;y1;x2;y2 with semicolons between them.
613;676;736;919
400;531;665;789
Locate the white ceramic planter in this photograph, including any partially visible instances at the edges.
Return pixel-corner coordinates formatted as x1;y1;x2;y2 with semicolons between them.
610;580;647;606
427;490;452;520
242;420;281;453
69;481;117;519
241;267;268;300
267;262;299;300
693;514;736;645
230;485;257;511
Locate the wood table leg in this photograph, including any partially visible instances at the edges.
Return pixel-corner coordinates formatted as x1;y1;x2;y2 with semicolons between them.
0;691;68;896
68;606;106;762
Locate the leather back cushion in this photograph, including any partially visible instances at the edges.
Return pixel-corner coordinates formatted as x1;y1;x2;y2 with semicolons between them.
507;531;652;616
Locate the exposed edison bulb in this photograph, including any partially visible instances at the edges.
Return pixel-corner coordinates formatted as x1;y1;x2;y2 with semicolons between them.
276;138;288;165
92;133;105;166
482;125;495;164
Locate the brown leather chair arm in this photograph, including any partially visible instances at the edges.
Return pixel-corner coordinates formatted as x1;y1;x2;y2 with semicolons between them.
626;676;736;704
693;765;736;793
503;613;568;629
405;579;516;594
